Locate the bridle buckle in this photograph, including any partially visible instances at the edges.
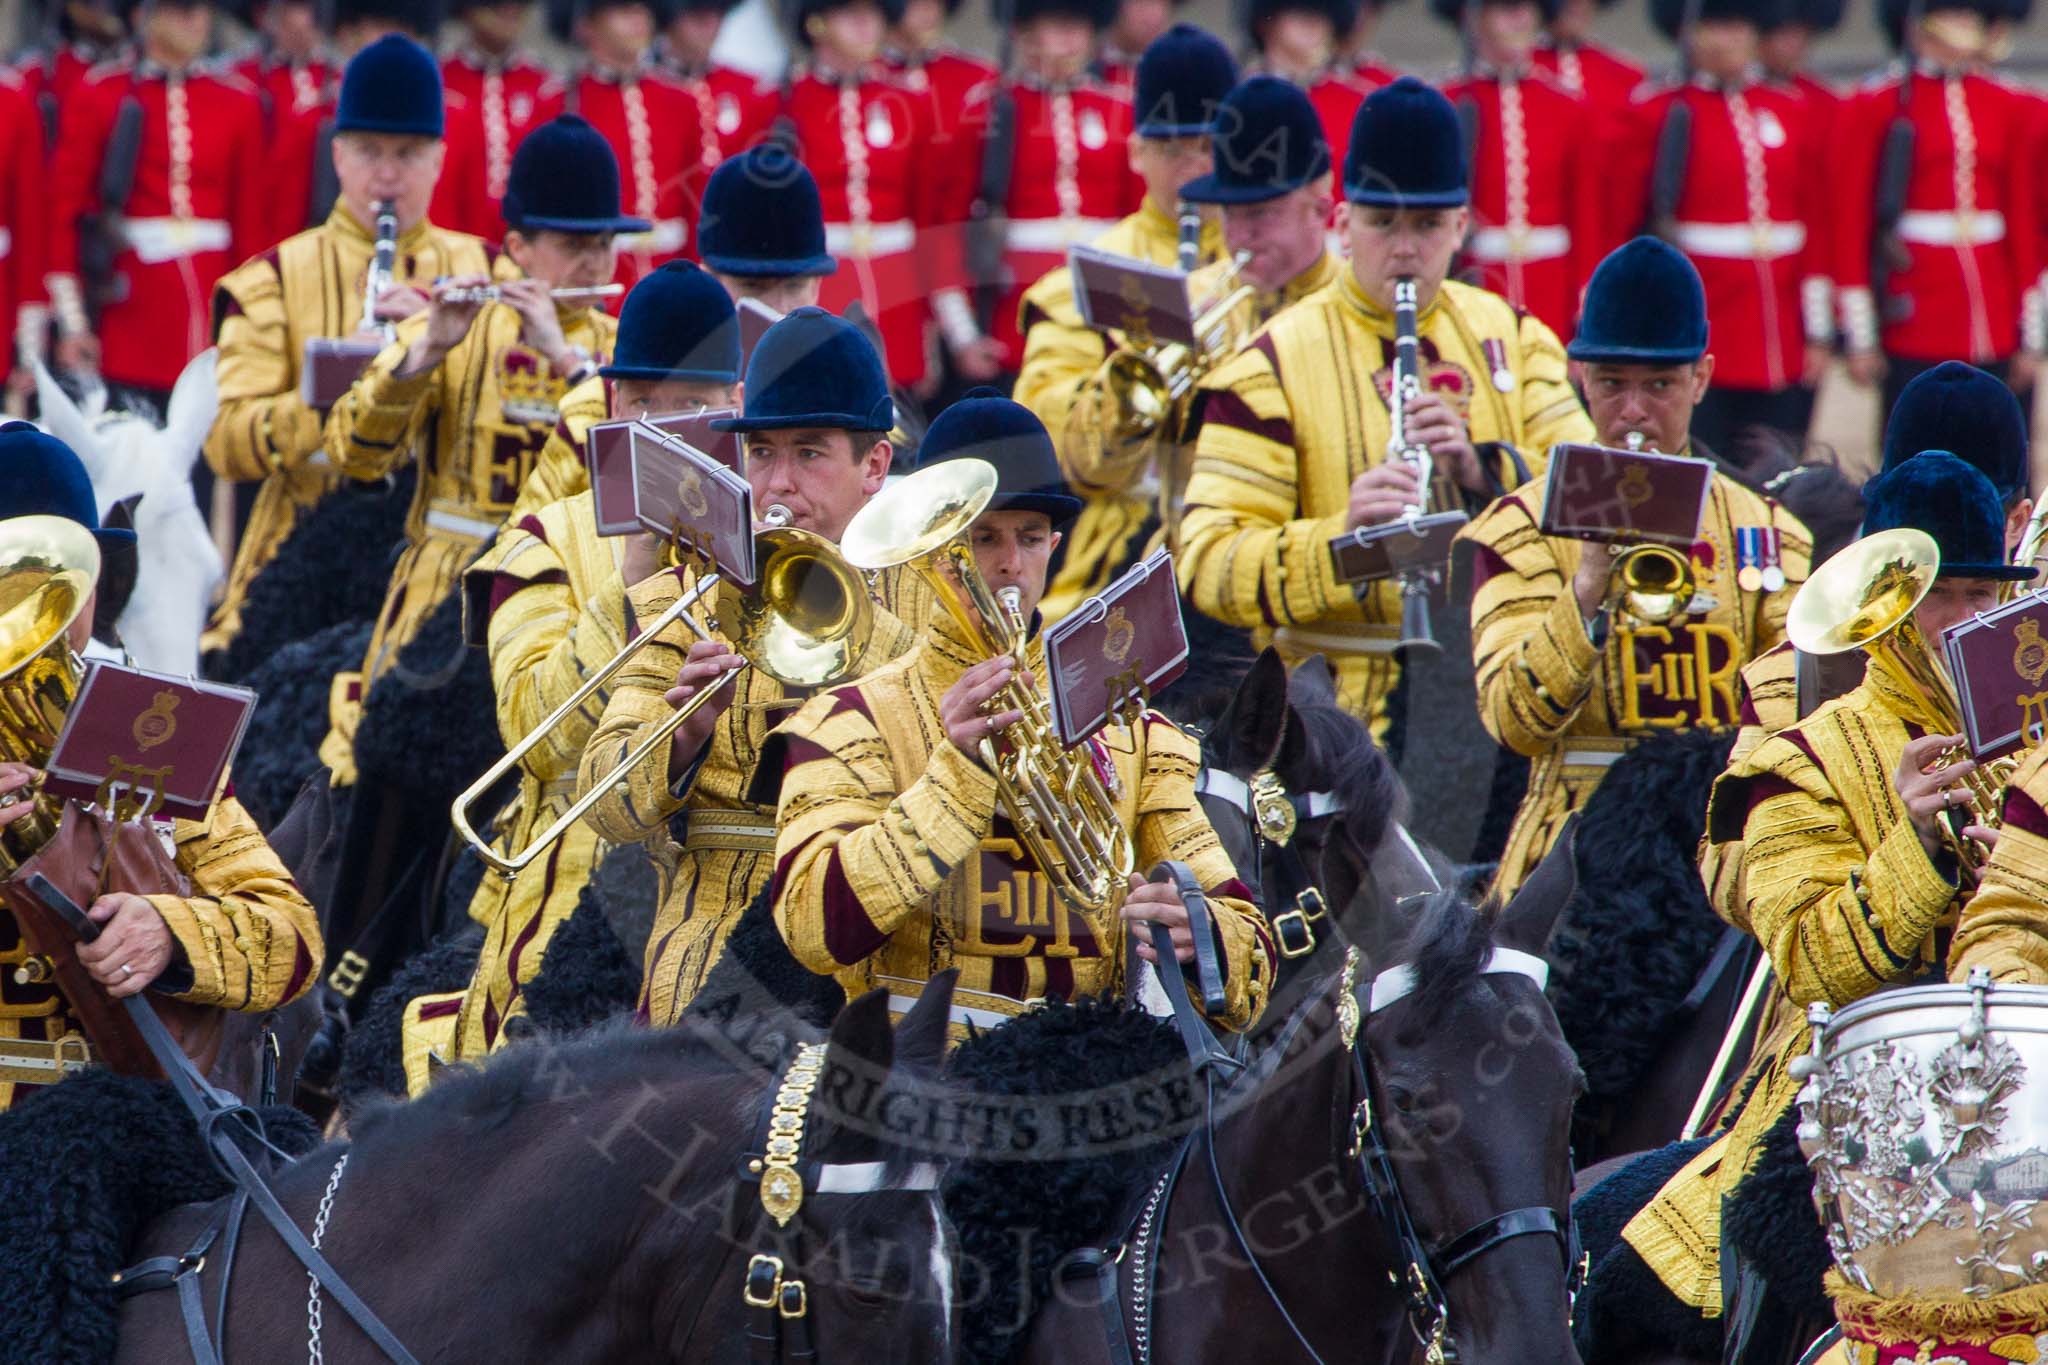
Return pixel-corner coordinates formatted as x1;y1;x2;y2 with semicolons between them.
1272;886;1328;958
779;1278;809;1319
743;1253;784;1309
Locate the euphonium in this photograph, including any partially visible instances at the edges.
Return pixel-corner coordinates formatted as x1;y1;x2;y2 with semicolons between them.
1100;250;1257;447
1787;526;2013;873
0;516;99;873
839;459;1137;914
450;505;874;875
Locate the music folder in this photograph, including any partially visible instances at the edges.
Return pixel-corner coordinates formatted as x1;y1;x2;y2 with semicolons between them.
628;424;758;586
1044;549;1189;746
1329;511;1470;586
1940;589;2048;760
588;408;743;536
43;662;257;822
1069;245;1197;346
1538;442;1713;548
300;334;386;410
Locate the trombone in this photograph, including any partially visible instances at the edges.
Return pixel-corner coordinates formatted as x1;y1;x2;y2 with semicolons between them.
450;505;873;876
839;459;1136;914
1786;526;2013;873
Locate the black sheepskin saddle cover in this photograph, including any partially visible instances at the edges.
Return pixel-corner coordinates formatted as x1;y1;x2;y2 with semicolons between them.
336;923;485;1116
1571;1136;1721;1364
683;881;846;1031
234;618;371;830
1723;1103;1832;1327
1548;728;1736;1112
0;1071;320;1365
942;997;1192;1365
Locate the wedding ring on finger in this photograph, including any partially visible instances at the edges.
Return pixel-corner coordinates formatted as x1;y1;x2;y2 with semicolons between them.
119;963;134;979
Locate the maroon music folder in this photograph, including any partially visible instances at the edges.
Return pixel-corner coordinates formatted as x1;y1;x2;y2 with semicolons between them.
1539;443;1713;548
300;334;387;410
589;409;743;537
1941;590;2048;760
1044;549;1189;746
629;426;758;586
1069;245;1197;347
43;662;256;821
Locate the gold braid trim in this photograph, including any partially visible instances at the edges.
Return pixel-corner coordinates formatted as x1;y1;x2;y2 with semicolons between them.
1829;1271;2048;1345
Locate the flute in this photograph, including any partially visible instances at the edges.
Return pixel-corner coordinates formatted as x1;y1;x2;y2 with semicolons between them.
433;282;626;305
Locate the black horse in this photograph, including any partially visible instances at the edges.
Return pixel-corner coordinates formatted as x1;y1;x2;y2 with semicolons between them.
115;983;962;1363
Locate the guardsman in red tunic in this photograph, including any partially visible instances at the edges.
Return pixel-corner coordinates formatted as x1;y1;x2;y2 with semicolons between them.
1242;0;1381;167
0;73;48;409
14;0;125;145
559;0;702;289
784;0;957;390
1532;0;1645;109
961;0;1140;376
232;0;333;196
1342;0;1404;86
1760;0;1846;114
1438;0;1605;342
657;0;779;186
1836;0;2040;421
1603;0;1833;453
47;0;267;408
440;0;567;240
1095;0;1173;92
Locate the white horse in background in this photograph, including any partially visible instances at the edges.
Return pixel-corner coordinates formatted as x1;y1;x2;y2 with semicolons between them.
34;353;223;677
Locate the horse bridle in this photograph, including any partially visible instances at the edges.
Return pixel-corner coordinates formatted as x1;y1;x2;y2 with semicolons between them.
1193;768;1340;958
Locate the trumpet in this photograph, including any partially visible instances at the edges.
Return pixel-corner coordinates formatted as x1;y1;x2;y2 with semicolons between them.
450;504;873;875
1099;250;1256;448
433;282;626;306
839;460;1136;914
1601;433;1698;626
1787;526;2013;874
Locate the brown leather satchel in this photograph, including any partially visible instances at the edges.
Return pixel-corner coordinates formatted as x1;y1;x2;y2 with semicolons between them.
0;804;224;1078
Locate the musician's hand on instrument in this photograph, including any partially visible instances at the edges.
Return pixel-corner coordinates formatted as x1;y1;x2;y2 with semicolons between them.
372;284;432;323
1572;542;1613;620
1896;733;1974;857
1961;822;2001;852
398;274;491;376
666;639;745;770
1845;348;1886;388
1122;875;1194;965
0;762;39;830
942;655;1024;761
496;278;573;367
1345;462;1423;530
77;894;173;998
1403;391;1482;493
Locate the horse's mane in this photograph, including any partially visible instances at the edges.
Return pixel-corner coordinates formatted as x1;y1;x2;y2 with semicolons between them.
1285;694;1401;854
1387;890;1496;1024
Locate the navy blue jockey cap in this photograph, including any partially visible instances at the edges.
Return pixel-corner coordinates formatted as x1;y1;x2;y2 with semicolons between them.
599;262;741;384
713;308;894;433
1134;24;1239;138
334;34;444;138
1863;451;2036;581
1569;237;1710;365
501;115;653;236
1180;76;1332;204
1880;361;2028;507
1343;77;1468;207
697;146;838;278
916;388;1082;528
0;422;135;551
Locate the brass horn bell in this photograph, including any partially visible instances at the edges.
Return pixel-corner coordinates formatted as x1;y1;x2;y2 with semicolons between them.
0;514;100;871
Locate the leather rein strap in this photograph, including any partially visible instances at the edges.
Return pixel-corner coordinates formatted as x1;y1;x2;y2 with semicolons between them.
28;875;419;1365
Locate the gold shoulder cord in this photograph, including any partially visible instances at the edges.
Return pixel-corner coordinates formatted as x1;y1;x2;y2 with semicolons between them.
755;1042;829;1227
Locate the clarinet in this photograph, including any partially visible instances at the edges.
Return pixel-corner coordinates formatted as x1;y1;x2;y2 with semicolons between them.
362;199;399;341
1177;202;1200;273
1389;277;1440;656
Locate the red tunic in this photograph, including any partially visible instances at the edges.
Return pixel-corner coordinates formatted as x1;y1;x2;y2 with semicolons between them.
438;49;565;239
1604;78;1831;393
0;74;46;373
1531;39;1644;111
965;76;1141;368
231;49;332;138
1832;68;2040;363
1441;68;1604;342
48;59;267;391
782;65;950;386
565;66;704;291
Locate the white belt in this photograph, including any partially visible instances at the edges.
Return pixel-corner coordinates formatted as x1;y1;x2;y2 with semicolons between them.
825;219;915;257
619;219;689;256
122;216;232;264
1466;224;1571;263
1272;624;1401;657
1004;217;1121;254
1671;220;1806;260
1896;209;2007;247
886;993;1028;1032
0;227;14;260
426;506;501;540
1557;746;1631;770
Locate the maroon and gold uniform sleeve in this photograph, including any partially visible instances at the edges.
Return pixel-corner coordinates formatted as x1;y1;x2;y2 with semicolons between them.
1463;491;1601;758
324;314;438;480
151;794;323;1011
575;570;702;847
204;253;325;482
1952;744;2048;983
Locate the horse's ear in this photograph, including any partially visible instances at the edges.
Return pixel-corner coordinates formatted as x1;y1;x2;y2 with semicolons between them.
1287;654;1338;707
1496;814;1580;953
1211;647;1289;773
160;348;220;478
828;986;896;1074
35;364;104;488
894;969;955;1079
